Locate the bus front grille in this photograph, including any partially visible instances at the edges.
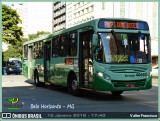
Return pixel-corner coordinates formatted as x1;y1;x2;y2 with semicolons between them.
111;80;146;88
109;66;148;73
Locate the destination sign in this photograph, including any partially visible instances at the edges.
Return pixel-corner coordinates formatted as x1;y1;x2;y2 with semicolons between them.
98;20;149;30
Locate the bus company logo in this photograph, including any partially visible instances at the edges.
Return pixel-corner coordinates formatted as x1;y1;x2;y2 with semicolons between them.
4;98;24;111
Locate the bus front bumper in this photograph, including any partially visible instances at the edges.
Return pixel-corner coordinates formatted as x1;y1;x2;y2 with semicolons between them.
94;75;152;91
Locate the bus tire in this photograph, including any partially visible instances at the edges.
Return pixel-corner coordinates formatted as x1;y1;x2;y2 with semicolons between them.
68;74;80;96
111;91;123;96
34;70;43;87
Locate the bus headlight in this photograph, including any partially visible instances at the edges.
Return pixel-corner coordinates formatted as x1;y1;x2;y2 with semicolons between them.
146;72;151;80
97;72;103;77
97;71;111;81
9;68;12;71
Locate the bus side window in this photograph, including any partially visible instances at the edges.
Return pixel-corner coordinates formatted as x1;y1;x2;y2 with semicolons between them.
33;41;43;59
60;34;68;57
52;37;60;57
69;32;77;56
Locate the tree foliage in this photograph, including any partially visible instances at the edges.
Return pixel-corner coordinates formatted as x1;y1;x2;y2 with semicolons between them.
28;31;50;40
3;38;29;62
2;4;23;45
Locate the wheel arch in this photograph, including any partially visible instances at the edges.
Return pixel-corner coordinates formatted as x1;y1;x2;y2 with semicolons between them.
67;70;77;86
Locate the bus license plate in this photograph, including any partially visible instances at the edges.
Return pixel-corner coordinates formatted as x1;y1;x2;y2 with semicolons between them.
125;84;135;88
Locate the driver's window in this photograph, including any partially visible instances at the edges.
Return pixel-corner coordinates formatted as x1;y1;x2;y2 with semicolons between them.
95;34;105;63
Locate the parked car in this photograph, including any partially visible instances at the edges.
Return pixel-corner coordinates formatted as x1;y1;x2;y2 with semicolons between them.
6;58;22;75
152;65;158;77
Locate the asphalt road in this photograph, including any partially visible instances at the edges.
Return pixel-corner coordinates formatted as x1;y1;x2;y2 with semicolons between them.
2;75;158;118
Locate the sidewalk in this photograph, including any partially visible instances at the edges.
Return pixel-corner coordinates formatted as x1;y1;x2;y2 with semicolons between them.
152;76;158;86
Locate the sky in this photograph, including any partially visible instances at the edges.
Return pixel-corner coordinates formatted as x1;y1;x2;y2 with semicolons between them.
27;2;52;34
3;2;52;34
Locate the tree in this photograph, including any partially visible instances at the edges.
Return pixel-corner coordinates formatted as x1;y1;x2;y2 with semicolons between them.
3;38;29;62
28;31;50;40
2;4;23;45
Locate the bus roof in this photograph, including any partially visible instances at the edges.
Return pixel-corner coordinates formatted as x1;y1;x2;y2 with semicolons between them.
8;58;21;62
23;34;52;45
23;18;148;46
52;18;148;36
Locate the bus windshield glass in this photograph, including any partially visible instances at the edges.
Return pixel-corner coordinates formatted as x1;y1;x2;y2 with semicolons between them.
95;32;151;64
8;60;22;67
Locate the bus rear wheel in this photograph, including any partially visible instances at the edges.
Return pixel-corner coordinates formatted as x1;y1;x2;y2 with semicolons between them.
111;91;123;96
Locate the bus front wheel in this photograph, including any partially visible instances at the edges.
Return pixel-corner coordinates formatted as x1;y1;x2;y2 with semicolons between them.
111;91;123;96
68;75;80;96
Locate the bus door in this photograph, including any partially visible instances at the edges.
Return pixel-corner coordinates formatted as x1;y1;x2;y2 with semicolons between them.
28;45;33;79
79;30;94;88
44;41;51;83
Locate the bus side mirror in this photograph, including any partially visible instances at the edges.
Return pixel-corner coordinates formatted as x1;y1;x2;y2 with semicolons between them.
94;46;99;61
94;47;99;54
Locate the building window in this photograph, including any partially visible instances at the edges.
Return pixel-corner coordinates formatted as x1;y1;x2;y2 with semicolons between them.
84;8;87;14
102;2;105;10
74;13;76;18
74;5;76;10
80;10;83;16
91;5;94;11
80;2;83;6
78;11;80;17
89;6;93;12
86;8;89;13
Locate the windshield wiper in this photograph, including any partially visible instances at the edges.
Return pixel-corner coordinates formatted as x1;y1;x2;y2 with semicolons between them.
111;30;122;54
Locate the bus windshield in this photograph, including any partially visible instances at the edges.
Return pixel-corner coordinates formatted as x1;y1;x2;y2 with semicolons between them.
95;32;151;64
8;60;22;67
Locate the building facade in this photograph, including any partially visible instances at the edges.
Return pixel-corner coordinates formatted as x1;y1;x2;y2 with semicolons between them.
66;2;94;28
52;2;158;39
52;2;66;33
11;3;28;38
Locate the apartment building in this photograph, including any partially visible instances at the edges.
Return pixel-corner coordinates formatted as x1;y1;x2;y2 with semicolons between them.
11;3;28;38
52;2;66;33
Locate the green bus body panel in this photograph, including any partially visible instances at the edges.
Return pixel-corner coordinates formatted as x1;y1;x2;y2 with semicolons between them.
22;59;28;78
50;58;63;85
49;57;78;86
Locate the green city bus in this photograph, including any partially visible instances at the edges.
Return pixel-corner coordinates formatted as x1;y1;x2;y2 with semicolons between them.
23;18;152;95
